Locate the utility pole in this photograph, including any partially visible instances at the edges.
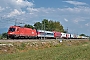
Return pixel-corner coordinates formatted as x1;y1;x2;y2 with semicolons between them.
15;19;17;26
41;24;43;40
67;27;68;39
44;21;45;40
67;27;68;33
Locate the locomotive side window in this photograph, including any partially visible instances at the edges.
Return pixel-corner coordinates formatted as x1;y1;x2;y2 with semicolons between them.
9;28;15;32
17;28;19;31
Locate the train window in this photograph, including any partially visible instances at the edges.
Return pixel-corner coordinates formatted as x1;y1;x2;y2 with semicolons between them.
17;28;19;31
9;28;15;32
40;32;44;35
47;33;54;35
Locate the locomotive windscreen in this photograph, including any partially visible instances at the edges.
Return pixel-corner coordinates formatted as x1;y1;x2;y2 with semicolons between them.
9;28;15;32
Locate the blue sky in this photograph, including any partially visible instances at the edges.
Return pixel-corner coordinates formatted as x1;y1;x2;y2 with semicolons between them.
0;0;90;36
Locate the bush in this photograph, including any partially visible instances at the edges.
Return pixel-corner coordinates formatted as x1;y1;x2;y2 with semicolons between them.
0;33;7;39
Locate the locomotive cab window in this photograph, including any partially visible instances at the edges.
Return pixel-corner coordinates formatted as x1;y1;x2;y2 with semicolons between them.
9;28;15;32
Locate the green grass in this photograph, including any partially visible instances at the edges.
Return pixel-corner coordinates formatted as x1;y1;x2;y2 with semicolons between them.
0;40;90;60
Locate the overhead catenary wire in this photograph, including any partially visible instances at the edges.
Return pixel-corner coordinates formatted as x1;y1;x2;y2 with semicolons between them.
0;17;25;26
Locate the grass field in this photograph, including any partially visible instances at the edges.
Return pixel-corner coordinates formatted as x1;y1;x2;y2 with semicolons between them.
0;40;90;60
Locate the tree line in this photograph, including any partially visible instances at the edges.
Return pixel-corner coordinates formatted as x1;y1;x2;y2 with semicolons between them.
25;19;64;32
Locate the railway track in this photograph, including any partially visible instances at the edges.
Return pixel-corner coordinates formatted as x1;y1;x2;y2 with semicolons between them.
0;39;89;42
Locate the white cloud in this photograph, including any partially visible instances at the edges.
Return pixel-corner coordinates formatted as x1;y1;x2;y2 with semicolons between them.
73;18;86;24
7;9;25;17
0;0;34;10
63;1;87;6
15;0;34;7
85;23;90;27
0;0;34;18
0;6;5;12
27;8;38;13
85;23;89;26
64;18;68;22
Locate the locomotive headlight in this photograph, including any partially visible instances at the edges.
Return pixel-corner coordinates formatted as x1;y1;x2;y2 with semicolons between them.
9;33;13;34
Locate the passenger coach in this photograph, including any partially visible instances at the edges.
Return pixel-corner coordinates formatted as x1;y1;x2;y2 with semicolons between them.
37;30;54;39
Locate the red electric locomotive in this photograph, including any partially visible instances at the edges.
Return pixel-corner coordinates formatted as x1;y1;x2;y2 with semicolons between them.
7;26;37;39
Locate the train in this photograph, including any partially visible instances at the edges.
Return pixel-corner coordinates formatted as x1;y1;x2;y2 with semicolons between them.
7;26;89;39
7;26;61;39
